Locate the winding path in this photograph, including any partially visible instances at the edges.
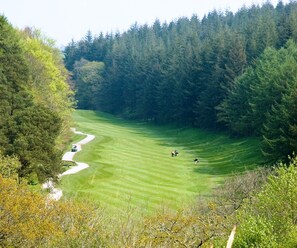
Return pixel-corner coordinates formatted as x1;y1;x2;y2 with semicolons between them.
42;128;95;201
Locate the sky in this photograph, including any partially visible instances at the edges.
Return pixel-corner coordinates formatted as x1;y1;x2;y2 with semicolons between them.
0;0;290;47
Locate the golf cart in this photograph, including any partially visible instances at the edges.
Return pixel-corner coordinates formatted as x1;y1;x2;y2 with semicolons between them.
71;145;78;152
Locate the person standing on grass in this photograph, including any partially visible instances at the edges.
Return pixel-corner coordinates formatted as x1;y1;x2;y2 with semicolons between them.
171;150;179;157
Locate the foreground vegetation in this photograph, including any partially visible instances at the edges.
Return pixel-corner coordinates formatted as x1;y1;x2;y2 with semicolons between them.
1;153;297;247
60;110;262;214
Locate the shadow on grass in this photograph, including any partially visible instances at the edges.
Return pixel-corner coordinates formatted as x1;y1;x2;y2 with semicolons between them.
77;110;264;177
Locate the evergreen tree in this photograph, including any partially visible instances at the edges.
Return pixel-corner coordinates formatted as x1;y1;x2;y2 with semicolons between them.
260;41;297;162
0;15;33;155
275;1;292;48
217;67;255;135
10;105;62;182
63;39;78;71
194;34;224;129
62;1;297;163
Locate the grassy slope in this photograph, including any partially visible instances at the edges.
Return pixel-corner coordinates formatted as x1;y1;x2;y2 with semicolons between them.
60;110;263;214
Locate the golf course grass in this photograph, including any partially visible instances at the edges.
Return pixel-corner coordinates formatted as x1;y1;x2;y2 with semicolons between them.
60;110;264;214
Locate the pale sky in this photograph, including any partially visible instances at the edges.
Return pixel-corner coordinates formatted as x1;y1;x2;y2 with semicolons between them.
0;0;289;47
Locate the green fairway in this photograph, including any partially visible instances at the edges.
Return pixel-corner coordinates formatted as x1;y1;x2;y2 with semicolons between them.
60;110;263;214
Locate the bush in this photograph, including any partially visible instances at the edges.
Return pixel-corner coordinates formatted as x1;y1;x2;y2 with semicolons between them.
233;157;297;247
0;176;106;247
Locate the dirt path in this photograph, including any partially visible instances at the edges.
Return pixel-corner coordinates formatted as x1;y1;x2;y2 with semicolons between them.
42;128;95;201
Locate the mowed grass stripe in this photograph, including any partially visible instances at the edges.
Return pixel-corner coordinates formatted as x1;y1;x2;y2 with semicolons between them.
93;182;181;205
95;183;189;211
64;176;182;211
60;110;263;214
105;173;193;197
91;163;196;197
97;158;202;194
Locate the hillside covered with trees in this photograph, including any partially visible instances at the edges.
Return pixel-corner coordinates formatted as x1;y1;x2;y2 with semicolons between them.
64;1;297;163
0;15;74;183
1;1;297;247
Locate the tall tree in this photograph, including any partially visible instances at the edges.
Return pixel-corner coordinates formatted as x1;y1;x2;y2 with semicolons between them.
194;34;224;129
217;67;255;135
11;105;62;182
260;41;297;162
21;28;74;139
73;59;105;110
0;16;72;182
63;1;297;163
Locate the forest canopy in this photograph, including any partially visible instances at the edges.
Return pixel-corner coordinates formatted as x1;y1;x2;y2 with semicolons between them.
64;1;297;163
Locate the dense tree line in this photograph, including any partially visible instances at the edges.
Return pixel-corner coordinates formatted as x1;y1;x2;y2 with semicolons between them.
1;4;297;245
0;16;74;183
64;1;297;163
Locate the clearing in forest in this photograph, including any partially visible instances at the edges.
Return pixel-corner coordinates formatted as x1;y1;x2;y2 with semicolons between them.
60;110;263;214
